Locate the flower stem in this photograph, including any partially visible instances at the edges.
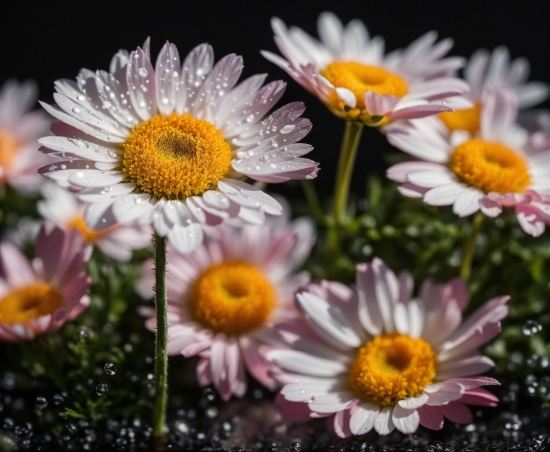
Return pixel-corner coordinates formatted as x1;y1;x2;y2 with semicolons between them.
333;121;364;226
152;233;168;445
460;212;485;281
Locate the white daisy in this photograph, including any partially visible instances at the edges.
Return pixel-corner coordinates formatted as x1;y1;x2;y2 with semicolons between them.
268;258;508;437
262;12;470;126
0;80;50;194
438;46;550;134
38;39;318;254
38;183;151;261
387;88;550;236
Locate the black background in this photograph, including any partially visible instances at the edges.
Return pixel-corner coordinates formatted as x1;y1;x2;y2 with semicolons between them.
2;0;548;198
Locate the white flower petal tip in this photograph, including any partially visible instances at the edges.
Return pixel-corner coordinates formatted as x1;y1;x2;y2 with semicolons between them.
264;12;466;126
387;88;550;234
273;258;507;437
0;225;92;342
137;203;315;400
38;40;317;250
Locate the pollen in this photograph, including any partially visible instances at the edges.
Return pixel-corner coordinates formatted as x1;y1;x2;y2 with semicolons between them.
0;282;63;326
438;103;481;134
67;216;112;243
190;261;276;336
349;333;436;406
0;128;20;174
321;61;408;122
451;138;531;194
122;113;232;200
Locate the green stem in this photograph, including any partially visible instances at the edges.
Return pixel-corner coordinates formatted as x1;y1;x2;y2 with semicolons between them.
152;234;168;445
460;212;485;281
301;180;326;224
332;121;364;227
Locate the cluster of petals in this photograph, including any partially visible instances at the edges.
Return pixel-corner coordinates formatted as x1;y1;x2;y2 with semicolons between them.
37;39;318;254
0;80;50;194
0;225;92;342
268;258;508;437
262;12;470;125
38;183;151;261
387;88;550;236
137;207;315;401
461;46;549;108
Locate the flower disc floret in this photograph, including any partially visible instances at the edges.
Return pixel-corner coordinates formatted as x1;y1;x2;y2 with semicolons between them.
451;138;531;194
190;261;276;335
322;62;409;111
349;333;436;406
438;104;481;134
122;113;232;200
0;129;19;171
0;282;63;326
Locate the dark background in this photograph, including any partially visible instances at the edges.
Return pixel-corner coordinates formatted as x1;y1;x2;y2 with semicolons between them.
2;0;548;199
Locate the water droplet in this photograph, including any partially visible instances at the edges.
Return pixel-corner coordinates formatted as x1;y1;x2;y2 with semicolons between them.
205;407;218;418
77;94;86;101
104;363;117;376
96;384;108;396
72;107;81;114
522;320;542;336
60;164;67;170
280;124;295;134
53;394;64;405
246;114;255;123
137;67;148;78
35;397;47;409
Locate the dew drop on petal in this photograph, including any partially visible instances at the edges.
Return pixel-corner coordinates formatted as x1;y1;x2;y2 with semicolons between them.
137;67;148;78
280;124;295;134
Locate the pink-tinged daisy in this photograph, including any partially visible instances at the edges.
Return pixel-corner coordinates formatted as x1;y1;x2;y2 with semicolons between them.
438;46;550;134
38;183;151;262
262;12;470;126
0;80;50;194
0;225;92;342
268;258;508;437
37;39;318;255
137;208;315;400
387;88;550;236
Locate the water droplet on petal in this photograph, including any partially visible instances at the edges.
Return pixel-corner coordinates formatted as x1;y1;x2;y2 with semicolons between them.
280;124;295;134
137;67;148;78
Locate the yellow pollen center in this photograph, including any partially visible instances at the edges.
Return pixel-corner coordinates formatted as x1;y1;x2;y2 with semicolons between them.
321;61;408;121
438;103;481;134
450;138;531;194
349;333;436;406
67;216;113;243
122;113;232;200
190;261;276;336
0;128;20;174
0;282;63;326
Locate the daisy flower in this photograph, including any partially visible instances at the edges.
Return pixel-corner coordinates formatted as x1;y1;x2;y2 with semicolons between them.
438;46;550;134
268;258;508;437
38;39;318;254
137;207;315;400
38;183;151;262
262;12;470;126
387;88;550;236
0;225;92;342
0;79;50;194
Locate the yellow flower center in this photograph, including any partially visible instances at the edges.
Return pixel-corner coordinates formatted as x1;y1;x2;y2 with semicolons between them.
0;128;20;174
438;104;481;134
67;216;113;243
190;261;276;336
450;138;531;194
0;282;63;326
122;113;232;200
321;61;409;123
349;333;436;406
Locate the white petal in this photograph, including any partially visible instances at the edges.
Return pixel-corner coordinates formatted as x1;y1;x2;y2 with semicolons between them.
392;405;420;434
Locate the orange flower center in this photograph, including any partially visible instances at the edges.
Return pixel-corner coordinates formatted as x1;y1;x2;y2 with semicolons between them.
0;128;20;175
349;333;436;406
67;216;113;243
450;138;531;194
0;282;63;326
122;113;232;200
190;261;276;335
321;61;409;123
438;103;481;134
